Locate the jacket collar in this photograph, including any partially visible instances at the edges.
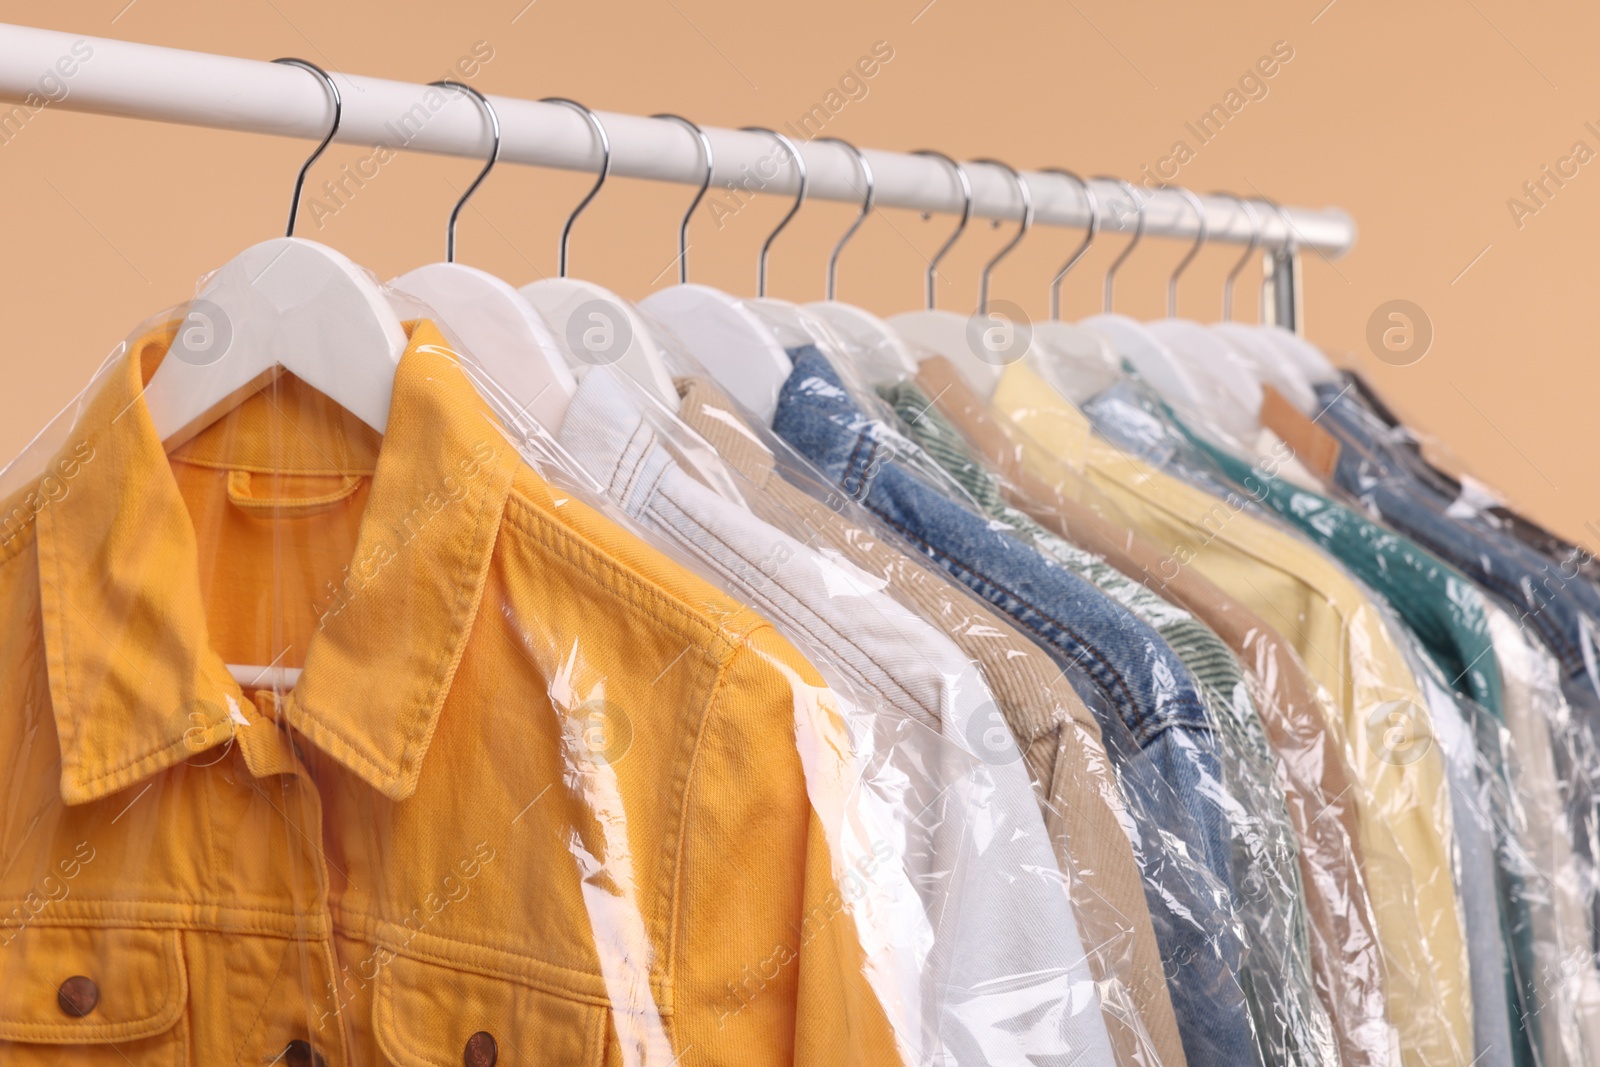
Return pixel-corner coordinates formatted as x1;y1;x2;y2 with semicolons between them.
35;319;518;804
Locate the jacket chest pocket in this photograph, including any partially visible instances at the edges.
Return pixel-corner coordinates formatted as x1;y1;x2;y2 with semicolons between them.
373;953;620;1066
0;926;188;1064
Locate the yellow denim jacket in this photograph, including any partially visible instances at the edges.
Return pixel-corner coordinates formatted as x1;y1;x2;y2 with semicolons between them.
0;320;900;1065
993;360;1473;1067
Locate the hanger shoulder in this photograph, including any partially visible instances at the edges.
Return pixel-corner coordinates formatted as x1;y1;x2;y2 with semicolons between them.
1081;313;1213;411
1212;322;1317;414
804;301;920;382
145;238;407;448
1146;319;1263;438
639;284;792;423
1028;321;1123;403
889;309;1004;397
391;262;576;433
522;278;680;407
1256;325;1341;386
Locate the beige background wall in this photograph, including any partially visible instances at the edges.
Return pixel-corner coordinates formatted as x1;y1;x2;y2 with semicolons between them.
2;0;1595;546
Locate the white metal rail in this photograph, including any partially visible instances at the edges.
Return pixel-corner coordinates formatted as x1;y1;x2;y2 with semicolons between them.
0;23;1355;260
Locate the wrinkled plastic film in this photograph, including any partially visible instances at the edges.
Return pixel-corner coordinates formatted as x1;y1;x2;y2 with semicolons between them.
0;283;979;1066
1389;593;1600;1067
1310;382;1600;985
505;290;1166;1063
1358;404;1600;596
1003;362;1478;1065
0;309;370;1065
703;315;1266;1067
1123;354;1600;1062
428;290;1078;1066
913;368;1394;1067
1486;603;1600;1065
650;308;1250;1066
873;362;1340;1067
549;359;1132;1065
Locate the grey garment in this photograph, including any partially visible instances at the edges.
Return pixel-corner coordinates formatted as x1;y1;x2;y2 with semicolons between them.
556;365;1118;1067
878;378;1336;1067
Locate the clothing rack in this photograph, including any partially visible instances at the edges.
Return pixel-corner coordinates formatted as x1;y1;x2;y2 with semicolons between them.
0;22;1355;330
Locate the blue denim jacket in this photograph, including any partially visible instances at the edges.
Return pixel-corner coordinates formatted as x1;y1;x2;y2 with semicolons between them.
1314;383;1600;690
771;346;1259;1067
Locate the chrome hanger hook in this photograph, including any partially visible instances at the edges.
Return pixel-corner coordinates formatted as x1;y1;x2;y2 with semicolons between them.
1040;168;1098;322
912;149;972;310
1166;186;1208;318
816;137;874;301
970;158;1033;315
739;127;808;298
540;97;612;278
1255;195;1299;326
1096;176;1146;313
1211;191;1261;321
272;58;342;239
430;81;501;264
651;113;713;285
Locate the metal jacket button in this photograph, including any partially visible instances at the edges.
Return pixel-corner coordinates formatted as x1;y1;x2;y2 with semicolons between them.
283;1038;327;1067
463;1030;498;1066
56;976;98;1017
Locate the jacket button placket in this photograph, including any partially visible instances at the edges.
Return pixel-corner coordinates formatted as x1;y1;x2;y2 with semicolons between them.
265;694;348;1067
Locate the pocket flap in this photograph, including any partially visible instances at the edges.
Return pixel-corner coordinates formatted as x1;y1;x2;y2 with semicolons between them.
0;927;186;1043
374;953;607;1066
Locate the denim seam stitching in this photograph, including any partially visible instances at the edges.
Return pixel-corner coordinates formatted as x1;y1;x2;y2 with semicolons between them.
865;497;1211;743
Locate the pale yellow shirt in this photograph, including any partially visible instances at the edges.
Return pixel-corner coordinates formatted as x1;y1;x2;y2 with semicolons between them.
993;360;1473;1067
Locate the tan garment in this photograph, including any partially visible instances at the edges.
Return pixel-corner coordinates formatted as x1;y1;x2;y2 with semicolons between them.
676;376;1187;1067
916;355;1392;1067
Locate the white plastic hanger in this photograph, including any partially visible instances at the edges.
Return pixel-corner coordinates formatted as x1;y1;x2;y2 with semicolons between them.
801;137;920;382
1254;321;1341;388
1141;187;1263;444
1237;197;1340;389
387;81;576;435
1206;192;1318;414
1079;177;1211;412
520;99;679;407
144;58;407;454
1215;321;1316;412
639;123;795;423
1026;168;1124;402
143;58;413;690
